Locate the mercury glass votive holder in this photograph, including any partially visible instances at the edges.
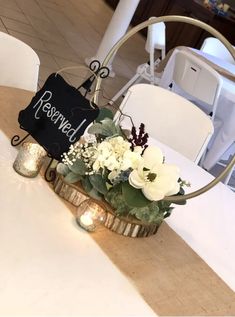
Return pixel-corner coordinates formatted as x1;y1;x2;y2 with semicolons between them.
76;199;107;232
13;142;47;178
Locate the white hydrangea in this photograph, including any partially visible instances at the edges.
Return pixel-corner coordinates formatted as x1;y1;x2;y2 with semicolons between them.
92;136;142;174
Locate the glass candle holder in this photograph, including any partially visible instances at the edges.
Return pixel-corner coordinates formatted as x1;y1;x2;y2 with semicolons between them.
13;142;47;178
76;199;107;232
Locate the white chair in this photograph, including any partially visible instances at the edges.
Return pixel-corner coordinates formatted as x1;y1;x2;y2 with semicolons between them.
200;37;235;64
216;143;235;190
200;37;235;186
0;31;40;92
168;50;223;123
160;50;223;165
110;19;166;104
114;83;214;164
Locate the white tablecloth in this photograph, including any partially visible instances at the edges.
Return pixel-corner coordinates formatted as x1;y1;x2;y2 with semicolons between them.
159;48;235;170
1;128;235;316
0;130;156;316
148;137;235;292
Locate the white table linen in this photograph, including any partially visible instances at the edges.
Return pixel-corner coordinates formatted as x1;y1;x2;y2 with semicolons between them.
1;129;235;315
159;48;235;170
0;130;156;317
148;136;235;292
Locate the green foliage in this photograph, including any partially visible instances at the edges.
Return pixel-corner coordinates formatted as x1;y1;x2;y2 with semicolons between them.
122;182;150;208
87;188;103;200
104;184;131;215
96;107;114;122
68;159;87;175
129;200;174;224
56;163;70;176
103;182;175;223
81;176;93;193
89;174;108;195
56;115;187;224
81;177;103;200
64;171;83;183
157;200;174;218
88;118;122;137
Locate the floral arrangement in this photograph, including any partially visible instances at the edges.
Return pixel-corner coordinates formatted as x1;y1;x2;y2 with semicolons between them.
56;109;188;225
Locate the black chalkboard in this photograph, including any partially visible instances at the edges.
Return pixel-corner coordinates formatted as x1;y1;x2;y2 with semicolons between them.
18;73;99;161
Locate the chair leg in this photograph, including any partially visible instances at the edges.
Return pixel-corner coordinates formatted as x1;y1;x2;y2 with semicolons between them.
199;150;207;167
109;73;142;104
223;164;234;185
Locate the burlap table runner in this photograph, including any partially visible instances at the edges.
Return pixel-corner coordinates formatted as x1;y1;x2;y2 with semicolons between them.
1;86;235;316
156;46;235;82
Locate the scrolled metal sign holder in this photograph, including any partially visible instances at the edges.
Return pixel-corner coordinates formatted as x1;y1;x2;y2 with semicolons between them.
94;15;235;202
11;60;109;182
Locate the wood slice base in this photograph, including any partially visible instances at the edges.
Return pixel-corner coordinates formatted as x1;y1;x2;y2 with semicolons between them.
53;175;161;238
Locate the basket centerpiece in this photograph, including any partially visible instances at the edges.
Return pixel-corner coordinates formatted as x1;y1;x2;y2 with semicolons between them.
54;108;189;237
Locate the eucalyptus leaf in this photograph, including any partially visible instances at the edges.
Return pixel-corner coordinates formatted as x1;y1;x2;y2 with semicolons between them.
87;122;104;135
89;174;108;195
64;171;82;183
130;204;165;224
68;159;87;175
122;182;150;208
56;163;70;176
96;108;114;122
87;188;103;200
88;118;122;137
81;177;93;193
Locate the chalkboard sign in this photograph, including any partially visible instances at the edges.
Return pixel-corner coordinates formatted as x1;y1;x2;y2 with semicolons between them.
18;73;99;161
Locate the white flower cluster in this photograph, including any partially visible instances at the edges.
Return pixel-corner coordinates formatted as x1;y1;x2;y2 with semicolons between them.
93;136;142;182
62;141;98;170
129;146;180;201
61;135;182;202
62;136;142;181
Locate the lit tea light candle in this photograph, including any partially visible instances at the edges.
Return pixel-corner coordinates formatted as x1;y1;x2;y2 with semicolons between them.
13;142;47;178
78;211;96;232
76;199;107;232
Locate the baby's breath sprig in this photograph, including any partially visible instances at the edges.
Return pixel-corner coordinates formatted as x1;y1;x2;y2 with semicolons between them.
62;141;98;172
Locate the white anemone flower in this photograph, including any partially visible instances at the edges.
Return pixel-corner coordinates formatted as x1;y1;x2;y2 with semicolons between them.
129;146;180;201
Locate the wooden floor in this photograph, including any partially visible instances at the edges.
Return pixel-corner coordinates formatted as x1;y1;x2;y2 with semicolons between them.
0;0;148;103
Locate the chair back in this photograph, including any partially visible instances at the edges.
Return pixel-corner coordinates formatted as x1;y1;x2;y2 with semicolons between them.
0;32;40;91
145;19;166;85
172;50;222;121
145;19;166;58
200;37;235;64
115;84;214;164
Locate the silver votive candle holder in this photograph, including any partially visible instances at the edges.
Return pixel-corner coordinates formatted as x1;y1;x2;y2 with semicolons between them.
76;199;107;232
13;142;47;178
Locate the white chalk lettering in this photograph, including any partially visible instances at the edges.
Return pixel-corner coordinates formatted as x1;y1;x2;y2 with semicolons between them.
31;90;89;143
33;91;52;119
47;106;56;118
51;110;60;121
53;113;64;124
67;119;87;142
43;102;51;113
62;123;71;133
58;116;69;131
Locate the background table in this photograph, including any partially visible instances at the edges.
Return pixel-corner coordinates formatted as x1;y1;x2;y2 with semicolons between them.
0;86;235;316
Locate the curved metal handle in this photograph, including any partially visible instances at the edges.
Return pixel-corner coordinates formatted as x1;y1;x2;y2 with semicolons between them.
94;15;235;202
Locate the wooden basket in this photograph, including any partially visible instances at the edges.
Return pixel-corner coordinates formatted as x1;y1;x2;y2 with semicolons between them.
53;174;161;238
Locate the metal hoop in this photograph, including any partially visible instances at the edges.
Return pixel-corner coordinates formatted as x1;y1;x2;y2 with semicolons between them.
94;15;235;202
